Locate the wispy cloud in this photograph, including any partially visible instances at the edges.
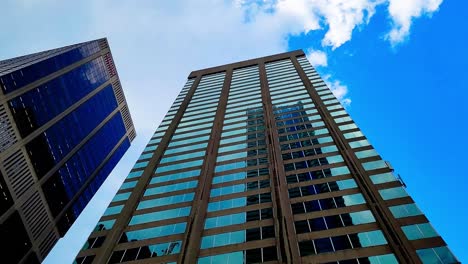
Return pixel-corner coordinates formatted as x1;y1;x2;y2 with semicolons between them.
323;74;352;107
386;0;443;45
306;49;328;67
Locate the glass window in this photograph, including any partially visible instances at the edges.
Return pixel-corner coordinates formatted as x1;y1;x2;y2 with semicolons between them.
137;193;195;210
339;123;358;131
212;171;247;184
416;246;458;264
120;180;137;190
334;116;352;123
215;161;246;173
402;223;438;240
144;180;198;196
151;169;200;184
201;230;245;249
357;230;387;247
155;159;203;173
218;143;247;153
168;135;210;148
389;203;423;218
112;192;130;202
370;172;397;184
208;197;246;212
103;205;124;216
129;207;191;225
379;187;408;200
355;149;378;159
143;145;157;152
198;252;244;264
172;129;211;140
127;170;143;179
367;254;399;264
138;153;153;161
363;160;387;171
204;213;246;229
342;193;366;206
348;210;376;225
165;143;208;155
349;139;370;149
124;222;187;240
344;131;364;139
133;161;148;169
210;184;246;197
160;150;206;164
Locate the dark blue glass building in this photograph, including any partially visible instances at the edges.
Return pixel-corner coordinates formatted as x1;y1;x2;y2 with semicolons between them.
0;38;136;263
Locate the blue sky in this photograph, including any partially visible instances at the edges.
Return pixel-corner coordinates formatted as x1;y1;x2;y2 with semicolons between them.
1;0;466;263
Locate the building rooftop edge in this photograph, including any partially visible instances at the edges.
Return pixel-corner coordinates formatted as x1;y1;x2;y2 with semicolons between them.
188;49;305;78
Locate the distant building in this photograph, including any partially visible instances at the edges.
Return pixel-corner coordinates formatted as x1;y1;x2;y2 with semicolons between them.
76;50;457;263
0;38;135;263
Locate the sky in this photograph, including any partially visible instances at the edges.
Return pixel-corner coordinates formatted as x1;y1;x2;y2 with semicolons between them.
0;0;466;263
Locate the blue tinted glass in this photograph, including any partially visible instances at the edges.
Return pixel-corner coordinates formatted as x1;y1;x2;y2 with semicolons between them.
144;180;198;196
1;42;100;94
130;207;191;225
125;222;187;240
151;169;200;184
25;85;118;179
43;113;127;217
9;57;109;138
137;193;195;210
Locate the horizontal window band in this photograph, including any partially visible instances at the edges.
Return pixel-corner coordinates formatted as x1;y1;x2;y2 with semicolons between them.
300;245;392;264
296;222;380;242
209;187;271;203
213;164;268;177
285;162;347;176
287;174;352;189
280;142;336;155
282;151;340;165
114;234;185;252
206;203;273;219
150;165;203;177
211;175;270;189
289;187;360;204
125;217;188;232
280;134;332;146
142;187;198;202
134;201;193;216
202;219;274;237
293;204;369;222
215;154;267;166
145;176;199;190
198;238;276;258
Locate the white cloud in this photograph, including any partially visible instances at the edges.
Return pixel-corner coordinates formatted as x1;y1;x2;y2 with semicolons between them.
386;0;443;45
241;0;442;48
323;74;352;107
306;49;328;67
242;0;383;49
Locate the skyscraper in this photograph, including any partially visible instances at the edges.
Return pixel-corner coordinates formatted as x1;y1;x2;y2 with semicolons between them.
0;38;135;263
76;50;457;264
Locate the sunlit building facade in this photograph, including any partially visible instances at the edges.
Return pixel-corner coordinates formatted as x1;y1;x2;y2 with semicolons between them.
0;38;135;263
76;50;457;264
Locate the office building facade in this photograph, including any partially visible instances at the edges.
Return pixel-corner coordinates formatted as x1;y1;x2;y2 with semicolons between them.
76;50;457;263
0;38;136;263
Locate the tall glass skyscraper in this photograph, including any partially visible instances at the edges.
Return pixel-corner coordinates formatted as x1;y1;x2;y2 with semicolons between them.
76;50;457;264
0;38;135;263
